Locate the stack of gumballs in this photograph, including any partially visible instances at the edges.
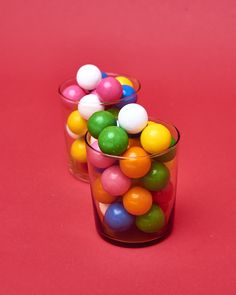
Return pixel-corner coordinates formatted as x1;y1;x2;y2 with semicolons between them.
86;103;177;240
60;64;140;180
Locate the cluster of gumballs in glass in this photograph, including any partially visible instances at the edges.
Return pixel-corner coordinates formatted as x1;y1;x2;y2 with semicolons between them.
86;103;177;235
64;64;138;171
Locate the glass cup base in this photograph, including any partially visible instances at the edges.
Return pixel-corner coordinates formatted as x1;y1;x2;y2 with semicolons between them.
92;201;175;247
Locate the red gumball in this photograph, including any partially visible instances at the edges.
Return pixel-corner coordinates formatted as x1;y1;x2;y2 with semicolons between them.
152;182;174;204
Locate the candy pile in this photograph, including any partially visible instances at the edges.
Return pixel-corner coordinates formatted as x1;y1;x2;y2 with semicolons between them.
87;103;177;236
62;64;139;175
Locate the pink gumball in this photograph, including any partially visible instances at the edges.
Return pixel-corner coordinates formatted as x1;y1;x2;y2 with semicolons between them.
96;77;122;102
62;85;85;101
101;166;131;196
87;141;116;169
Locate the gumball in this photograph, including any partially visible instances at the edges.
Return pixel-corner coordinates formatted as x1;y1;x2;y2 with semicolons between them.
62;85;85;101
102;72;108;78
123;186;152;216
76;64;102;90
67;110;87;136
98;126;128;155
116;85;137;108
104;202;134;232
106;108;119;119
128;137;141;148
92;177;117;204
87;111;117;138
141;123;171;154
136;204;165;233
141;162;170;191
154;136;177;162
96;77;123;102
120;147;151;178
70;138;87;163
101;165;131;196
78;94;104;120
87;140;116;169
115;76;134;87
152;182;174;204
98;202;110;216
118;103;148;134
65;124;78;139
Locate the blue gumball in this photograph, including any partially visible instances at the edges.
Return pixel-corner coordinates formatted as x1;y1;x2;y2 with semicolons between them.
116;85;137;108
102;72;108;78
104;202;134;232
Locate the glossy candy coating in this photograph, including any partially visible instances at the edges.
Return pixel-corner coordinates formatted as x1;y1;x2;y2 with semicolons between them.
76;64;102;90
101;165;131;196
96;77;123;102
70;138;87;163
120;147;151;178
98;126;128;155
123;186;153;216
104;202;134;232
141;123;171;154
136;204;165;233
92;177;117;204
87;111;117;138
66;124;79;139
87;141;116;169
118;103;148;134
141;162;170;191
67;110;87;136
115;76;133;87
62;84;85;101
78;94;104;120
154;137;177;162
116;85;137;108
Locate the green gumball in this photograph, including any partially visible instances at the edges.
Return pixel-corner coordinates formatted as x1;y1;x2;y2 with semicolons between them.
87;111;117;138
141;161;170;191
136;204;165;233
154;137;177;162
106;108;119;120
98;126;129;155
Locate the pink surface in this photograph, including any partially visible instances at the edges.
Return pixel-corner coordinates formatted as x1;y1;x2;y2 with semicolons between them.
0;1;236;294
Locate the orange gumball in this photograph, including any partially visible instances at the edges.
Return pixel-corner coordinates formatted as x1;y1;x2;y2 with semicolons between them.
120;146;151;178
92;177;117;204
128;138;141;148
123;186;153;216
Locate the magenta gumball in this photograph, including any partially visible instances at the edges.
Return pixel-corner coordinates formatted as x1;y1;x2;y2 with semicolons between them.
101;165;131;196
62;85;85;101
87;141;116;169
96;77;122;102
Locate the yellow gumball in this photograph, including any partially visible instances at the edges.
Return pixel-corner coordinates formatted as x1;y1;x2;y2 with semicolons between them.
67;110;87;136
70;138;87;163
115;76;133;87
140;123;171;154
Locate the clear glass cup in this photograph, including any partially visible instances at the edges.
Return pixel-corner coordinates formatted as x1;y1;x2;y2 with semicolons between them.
58;73;141;182
85;119;180;247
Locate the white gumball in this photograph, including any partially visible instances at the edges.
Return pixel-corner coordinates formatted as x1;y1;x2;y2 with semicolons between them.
65;124;79;139
78;94;104;120
118;103;148;134
98;202;110;216
76;64;102;90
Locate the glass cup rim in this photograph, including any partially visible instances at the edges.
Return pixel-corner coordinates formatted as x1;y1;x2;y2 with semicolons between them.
58;72;141;106
85;118;180;160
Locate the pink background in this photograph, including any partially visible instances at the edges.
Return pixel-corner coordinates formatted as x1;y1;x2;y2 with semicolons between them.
1;0;236;294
